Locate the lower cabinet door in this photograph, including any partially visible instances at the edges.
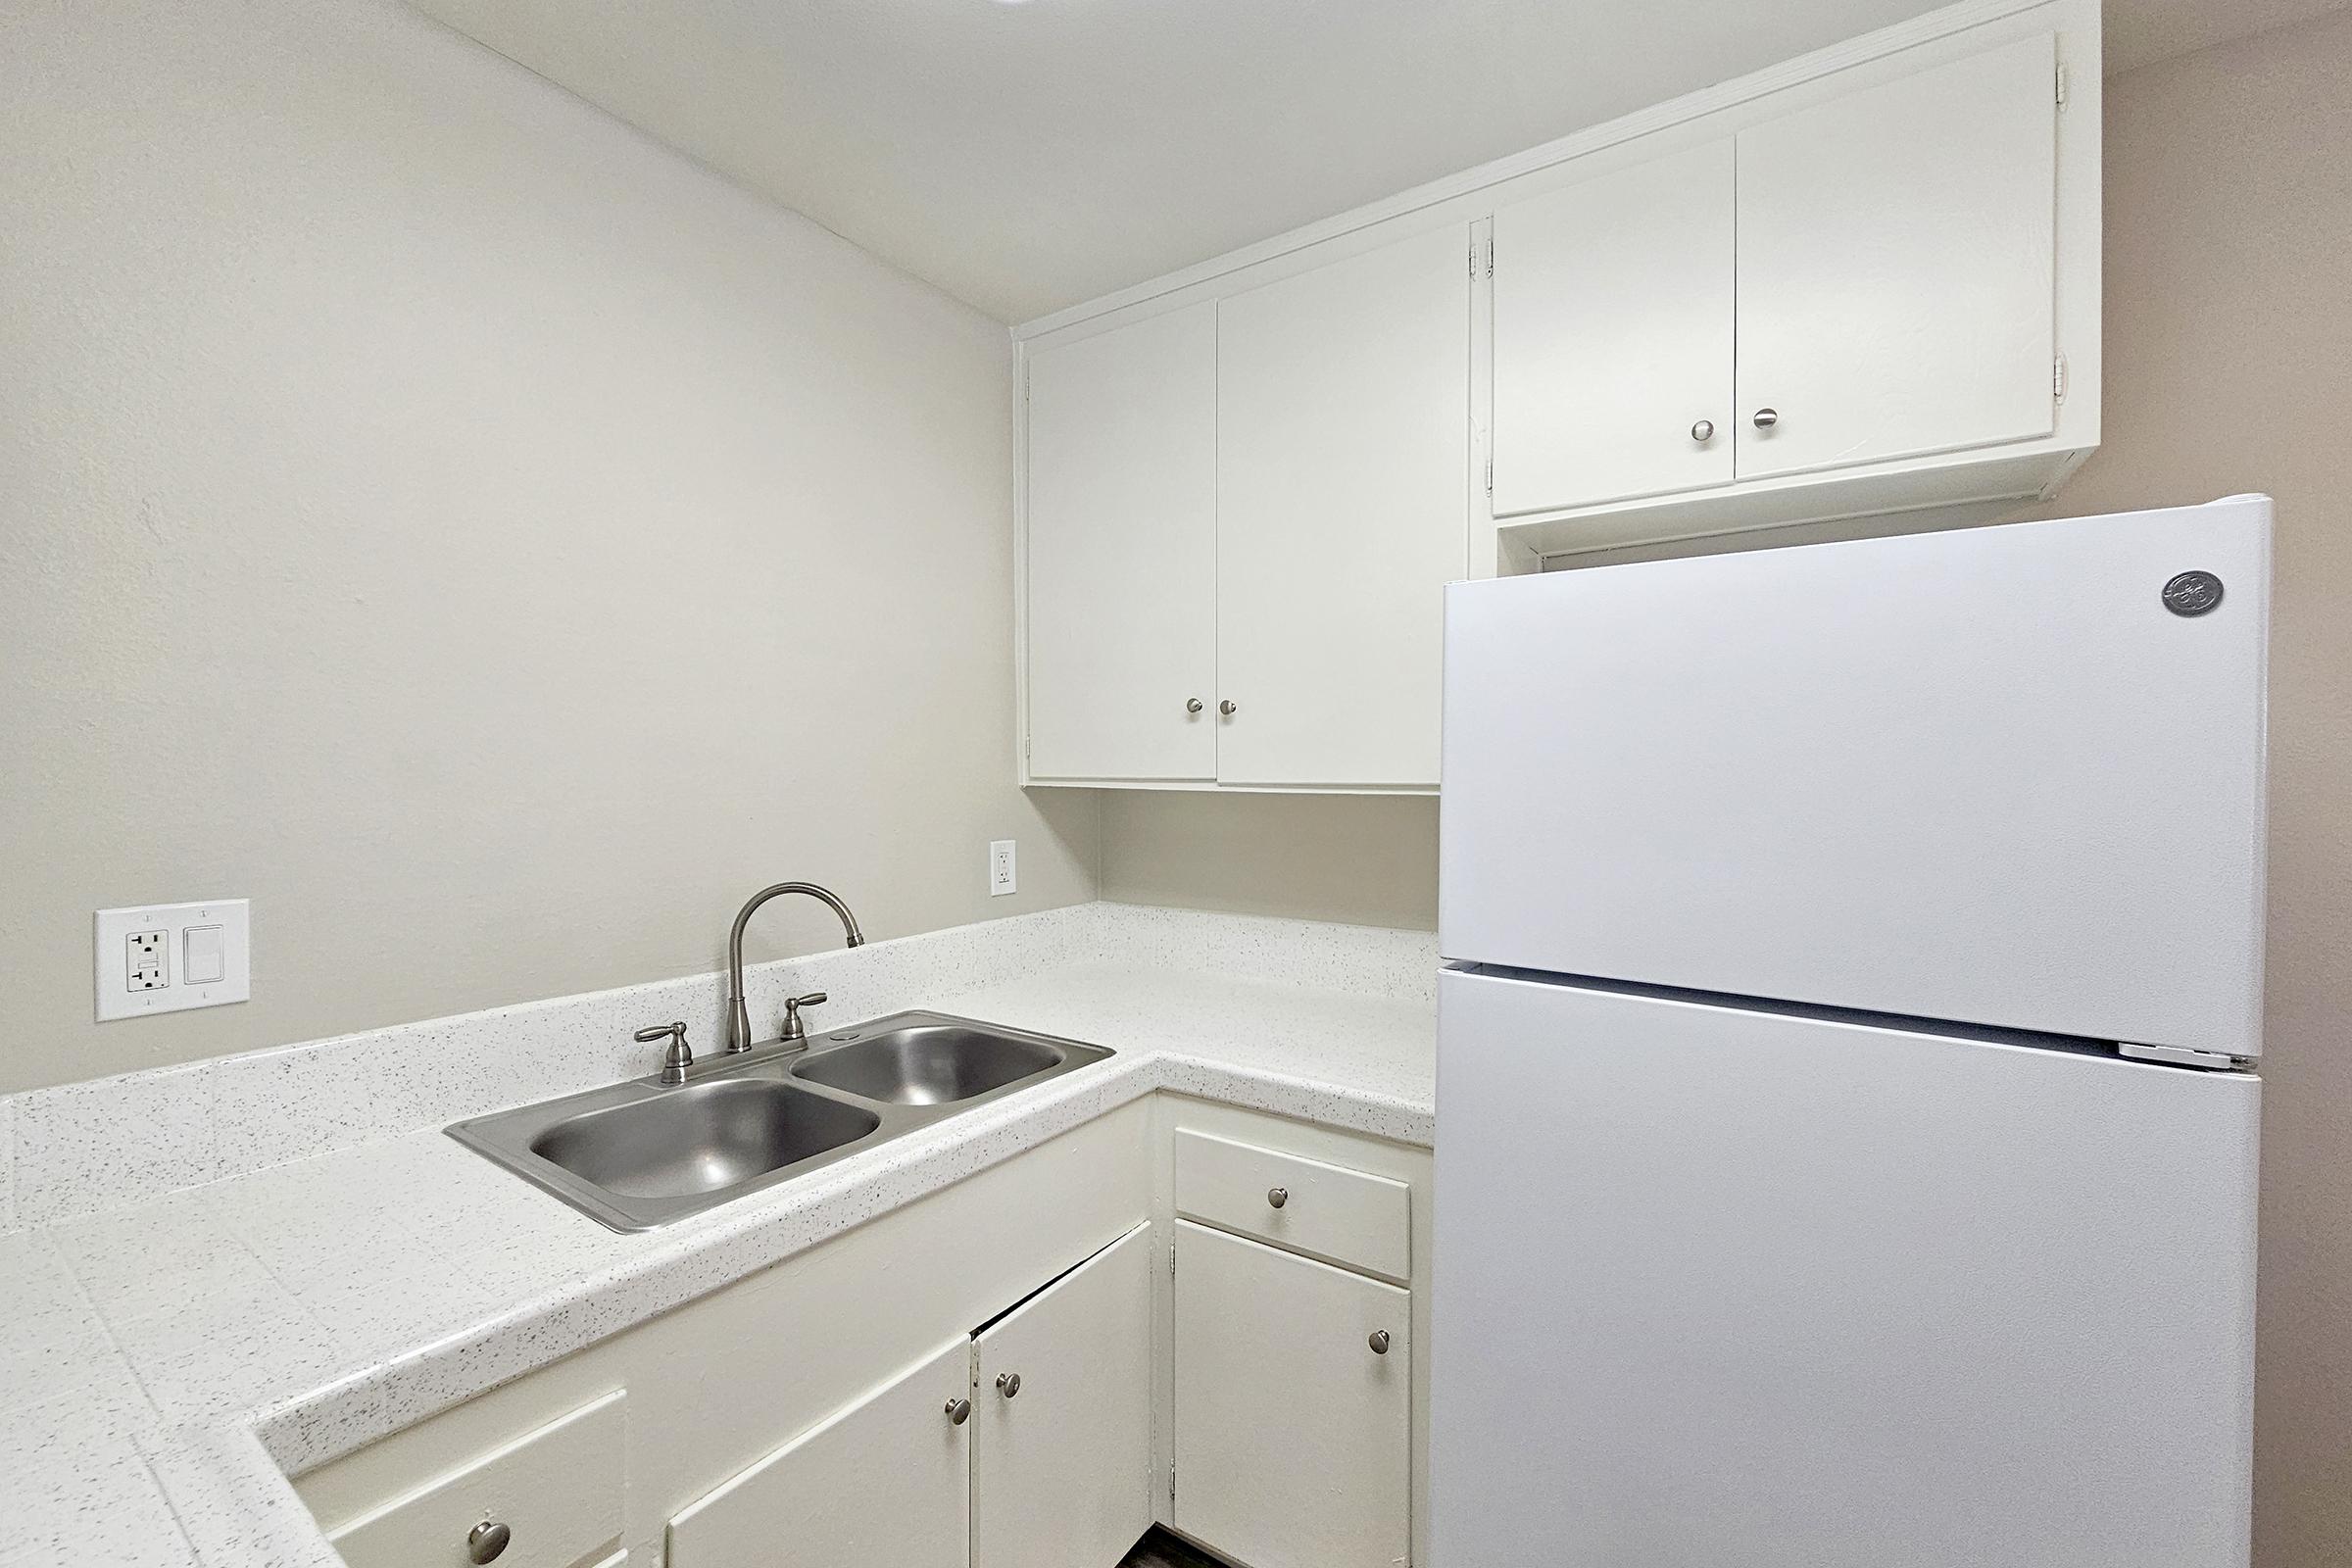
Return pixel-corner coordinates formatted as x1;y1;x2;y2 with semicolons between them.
325;1390;625;1568
1173;1220;1410;1568
972;1222;1156;1568
665;1336;971;1568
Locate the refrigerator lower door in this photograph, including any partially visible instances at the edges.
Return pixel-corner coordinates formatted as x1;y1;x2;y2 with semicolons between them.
1433;967;2258;1568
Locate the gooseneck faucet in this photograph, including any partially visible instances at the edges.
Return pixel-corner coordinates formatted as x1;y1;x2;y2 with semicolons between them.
725;882;863;1053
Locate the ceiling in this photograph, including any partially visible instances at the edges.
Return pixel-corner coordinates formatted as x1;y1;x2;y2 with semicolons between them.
412;0;2352;323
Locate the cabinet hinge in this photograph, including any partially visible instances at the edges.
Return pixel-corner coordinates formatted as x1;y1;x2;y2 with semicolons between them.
2055;62;2069;110
1484;454;1494;496
2052;352;2069;403
1169;1242;1177;1279
1169;1461;1177;1506
1469;236;1493;280
1023;731;1032;760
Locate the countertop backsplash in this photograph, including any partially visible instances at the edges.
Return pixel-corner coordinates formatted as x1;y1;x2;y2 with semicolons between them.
0;902;1437;1232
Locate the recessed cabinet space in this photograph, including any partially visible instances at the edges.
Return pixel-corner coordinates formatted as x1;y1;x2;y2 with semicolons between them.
1023;304;1218;783
1019;222;1469;793
1493;28;2072;528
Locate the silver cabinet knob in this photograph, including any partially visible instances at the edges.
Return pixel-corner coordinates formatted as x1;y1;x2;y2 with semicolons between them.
997;1371;1021;1398
467;1520;512;1565
1219;700;1238;716
1752;407;1779;428
945;1396;971;1426
1368;1330;1391;1356
1690;418;1714;442
1186;698;1203;714
1266;1186;1289;1209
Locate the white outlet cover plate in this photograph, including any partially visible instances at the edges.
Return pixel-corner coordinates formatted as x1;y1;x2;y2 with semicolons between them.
95;899;251;1021
990;839;1016;897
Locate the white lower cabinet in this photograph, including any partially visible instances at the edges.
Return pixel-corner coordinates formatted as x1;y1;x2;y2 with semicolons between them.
665;1222;1153;1568
665;1337;972;1568
1172;1220;1411;1568
972;1223;1156;1568
297;1103;1427;1568
326;1391;626;1568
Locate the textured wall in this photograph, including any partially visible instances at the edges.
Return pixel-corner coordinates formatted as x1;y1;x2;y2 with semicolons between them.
0;0;1097;1095
2036;20;2352;1565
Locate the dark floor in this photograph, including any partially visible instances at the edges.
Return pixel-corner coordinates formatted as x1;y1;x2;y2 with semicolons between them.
1120;1526;1230;1567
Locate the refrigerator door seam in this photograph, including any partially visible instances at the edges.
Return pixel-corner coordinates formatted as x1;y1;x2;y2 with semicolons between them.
2117;1041;2256;1072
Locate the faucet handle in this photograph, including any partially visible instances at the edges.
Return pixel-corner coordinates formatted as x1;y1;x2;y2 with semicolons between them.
782;992;827;1042
636;1021;693;1085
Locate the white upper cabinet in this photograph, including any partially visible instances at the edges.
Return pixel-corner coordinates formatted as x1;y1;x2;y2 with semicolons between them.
1734;32;2060;480
1017;0;2095;779
1023;304;1218;782
1493;138;1737;515
1213;224;1469;789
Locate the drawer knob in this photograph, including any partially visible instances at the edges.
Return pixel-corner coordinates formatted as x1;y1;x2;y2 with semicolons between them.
1266;1186;1289;1209
1219;699;1239;716
467;1519;512;1565
1752;407;1779;428
997;1371;1021;1398
1186;697;1204;714
1690;418;1714;442
945;1396;971;1426
1368;1329;1392;1356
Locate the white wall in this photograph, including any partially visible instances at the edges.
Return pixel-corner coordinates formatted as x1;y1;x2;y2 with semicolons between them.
0;0;1097;1095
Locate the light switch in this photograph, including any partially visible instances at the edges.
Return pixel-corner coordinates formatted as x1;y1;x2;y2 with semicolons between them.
184;924;225;985
95;899;250;1021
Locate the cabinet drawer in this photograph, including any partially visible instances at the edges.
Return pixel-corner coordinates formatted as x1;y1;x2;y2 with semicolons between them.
327;1390;624;1568
1174;1129;1410;1281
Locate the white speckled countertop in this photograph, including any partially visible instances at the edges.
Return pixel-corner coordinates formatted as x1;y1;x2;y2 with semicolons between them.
0;907;1435;1568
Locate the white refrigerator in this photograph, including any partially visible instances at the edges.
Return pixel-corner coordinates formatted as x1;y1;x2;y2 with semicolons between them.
1432;497;2268;1567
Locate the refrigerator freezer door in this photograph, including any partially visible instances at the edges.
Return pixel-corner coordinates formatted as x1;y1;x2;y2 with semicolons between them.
1432;968;2258;1568
1441;496;2270;1057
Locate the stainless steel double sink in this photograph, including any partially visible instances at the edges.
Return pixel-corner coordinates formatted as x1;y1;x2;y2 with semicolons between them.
448;1012;1112;1231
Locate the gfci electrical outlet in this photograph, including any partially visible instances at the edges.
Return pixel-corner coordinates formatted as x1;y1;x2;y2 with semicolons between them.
989;840;1017;897
95;899;251;1021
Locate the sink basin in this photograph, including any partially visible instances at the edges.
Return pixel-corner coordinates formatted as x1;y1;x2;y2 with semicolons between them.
449;1010;1112;1231
529;1079;878;1200
793;1021;1076;1104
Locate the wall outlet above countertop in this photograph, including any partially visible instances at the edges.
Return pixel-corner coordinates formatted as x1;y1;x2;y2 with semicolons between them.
93;899;250;1022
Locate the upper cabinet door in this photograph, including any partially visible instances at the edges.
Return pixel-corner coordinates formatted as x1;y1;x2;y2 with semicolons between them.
1214;226;1470;789
1024;304;1218;782
1734;32;2060;481
970;1224;1154;1568
1492;139;1736;516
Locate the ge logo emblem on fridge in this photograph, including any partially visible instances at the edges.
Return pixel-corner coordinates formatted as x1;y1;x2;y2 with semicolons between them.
2163;569;2226;616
